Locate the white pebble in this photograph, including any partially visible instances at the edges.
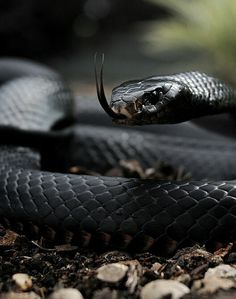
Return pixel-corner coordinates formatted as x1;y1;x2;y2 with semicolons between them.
205;264;236;279
49;288;84;299
192;264;236;294
12;273;32;291
140;279;190;299
0;291;41;299
97;263;128;283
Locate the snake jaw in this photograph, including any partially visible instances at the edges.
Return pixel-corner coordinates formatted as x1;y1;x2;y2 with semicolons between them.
110;98;142;118
111;105;133;119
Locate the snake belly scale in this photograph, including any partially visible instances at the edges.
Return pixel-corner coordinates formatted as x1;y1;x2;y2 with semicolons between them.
0;58;236;255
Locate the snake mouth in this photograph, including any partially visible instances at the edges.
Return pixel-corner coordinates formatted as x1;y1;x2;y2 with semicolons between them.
110;98;143;118
94;53;126;120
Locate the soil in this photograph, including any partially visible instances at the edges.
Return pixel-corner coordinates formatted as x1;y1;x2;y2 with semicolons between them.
0;231;236;298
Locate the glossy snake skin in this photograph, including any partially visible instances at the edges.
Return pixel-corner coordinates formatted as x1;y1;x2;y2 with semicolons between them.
0;58;236;255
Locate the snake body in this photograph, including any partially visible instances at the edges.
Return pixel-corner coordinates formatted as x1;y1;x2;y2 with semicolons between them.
1;59;236;255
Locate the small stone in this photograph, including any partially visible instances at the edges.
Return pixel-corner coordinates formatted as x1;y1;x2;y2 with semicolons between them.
194;276;235;294
12;273;32;291
0;291;40;299
205;264;236;279
192;264;236;294
49;288;84;299
192;279;202;290
97;263;128;283
140;279;190;299
150;262;162;273
176;273;191;285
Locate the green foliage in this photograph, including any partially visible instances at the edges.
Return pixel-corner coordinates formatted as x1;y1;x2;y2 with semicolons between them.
145;0;236;80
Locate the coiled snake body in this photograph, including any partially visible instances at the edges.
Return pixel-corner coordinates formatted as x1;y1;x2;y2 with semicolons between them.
1;58;236;255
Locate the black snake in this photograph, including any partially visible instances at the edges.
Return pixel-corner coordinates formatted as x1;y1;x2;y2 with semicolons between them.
1;58;236;256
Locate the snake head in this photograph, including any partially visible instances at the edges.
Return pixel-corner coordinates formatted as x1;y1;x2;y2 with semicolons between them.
111;79;193;125
95;56;193;124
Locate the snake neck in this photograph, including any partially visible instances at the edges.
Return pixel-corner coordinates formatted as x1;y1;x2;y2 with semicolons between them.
170;72;236;114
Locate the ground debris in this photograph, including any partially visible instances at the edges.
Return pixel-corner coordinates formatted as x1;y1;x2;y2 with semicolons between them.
0;229;22;248
214;243;234;259
69;159;191;181
0;237;236;298
153;246;223;281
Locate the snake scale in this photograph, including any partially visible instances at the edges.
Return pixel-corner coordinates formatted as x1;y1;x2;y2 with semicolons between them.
1;58;236;255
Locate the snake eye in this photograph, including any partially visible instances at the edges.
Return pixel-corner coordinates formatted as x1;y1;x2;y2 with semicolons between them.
143;89;163;105
162;83;172;94
154;87;163;94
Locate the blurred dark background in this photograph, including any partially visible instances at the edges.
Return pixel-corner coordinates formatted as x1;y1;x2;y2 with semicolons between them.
0;0;235;94
0;0;165;57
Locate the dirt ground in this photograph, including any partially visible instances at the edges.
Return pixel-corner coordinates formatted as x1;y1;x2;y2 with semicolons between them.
1;230;236;299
